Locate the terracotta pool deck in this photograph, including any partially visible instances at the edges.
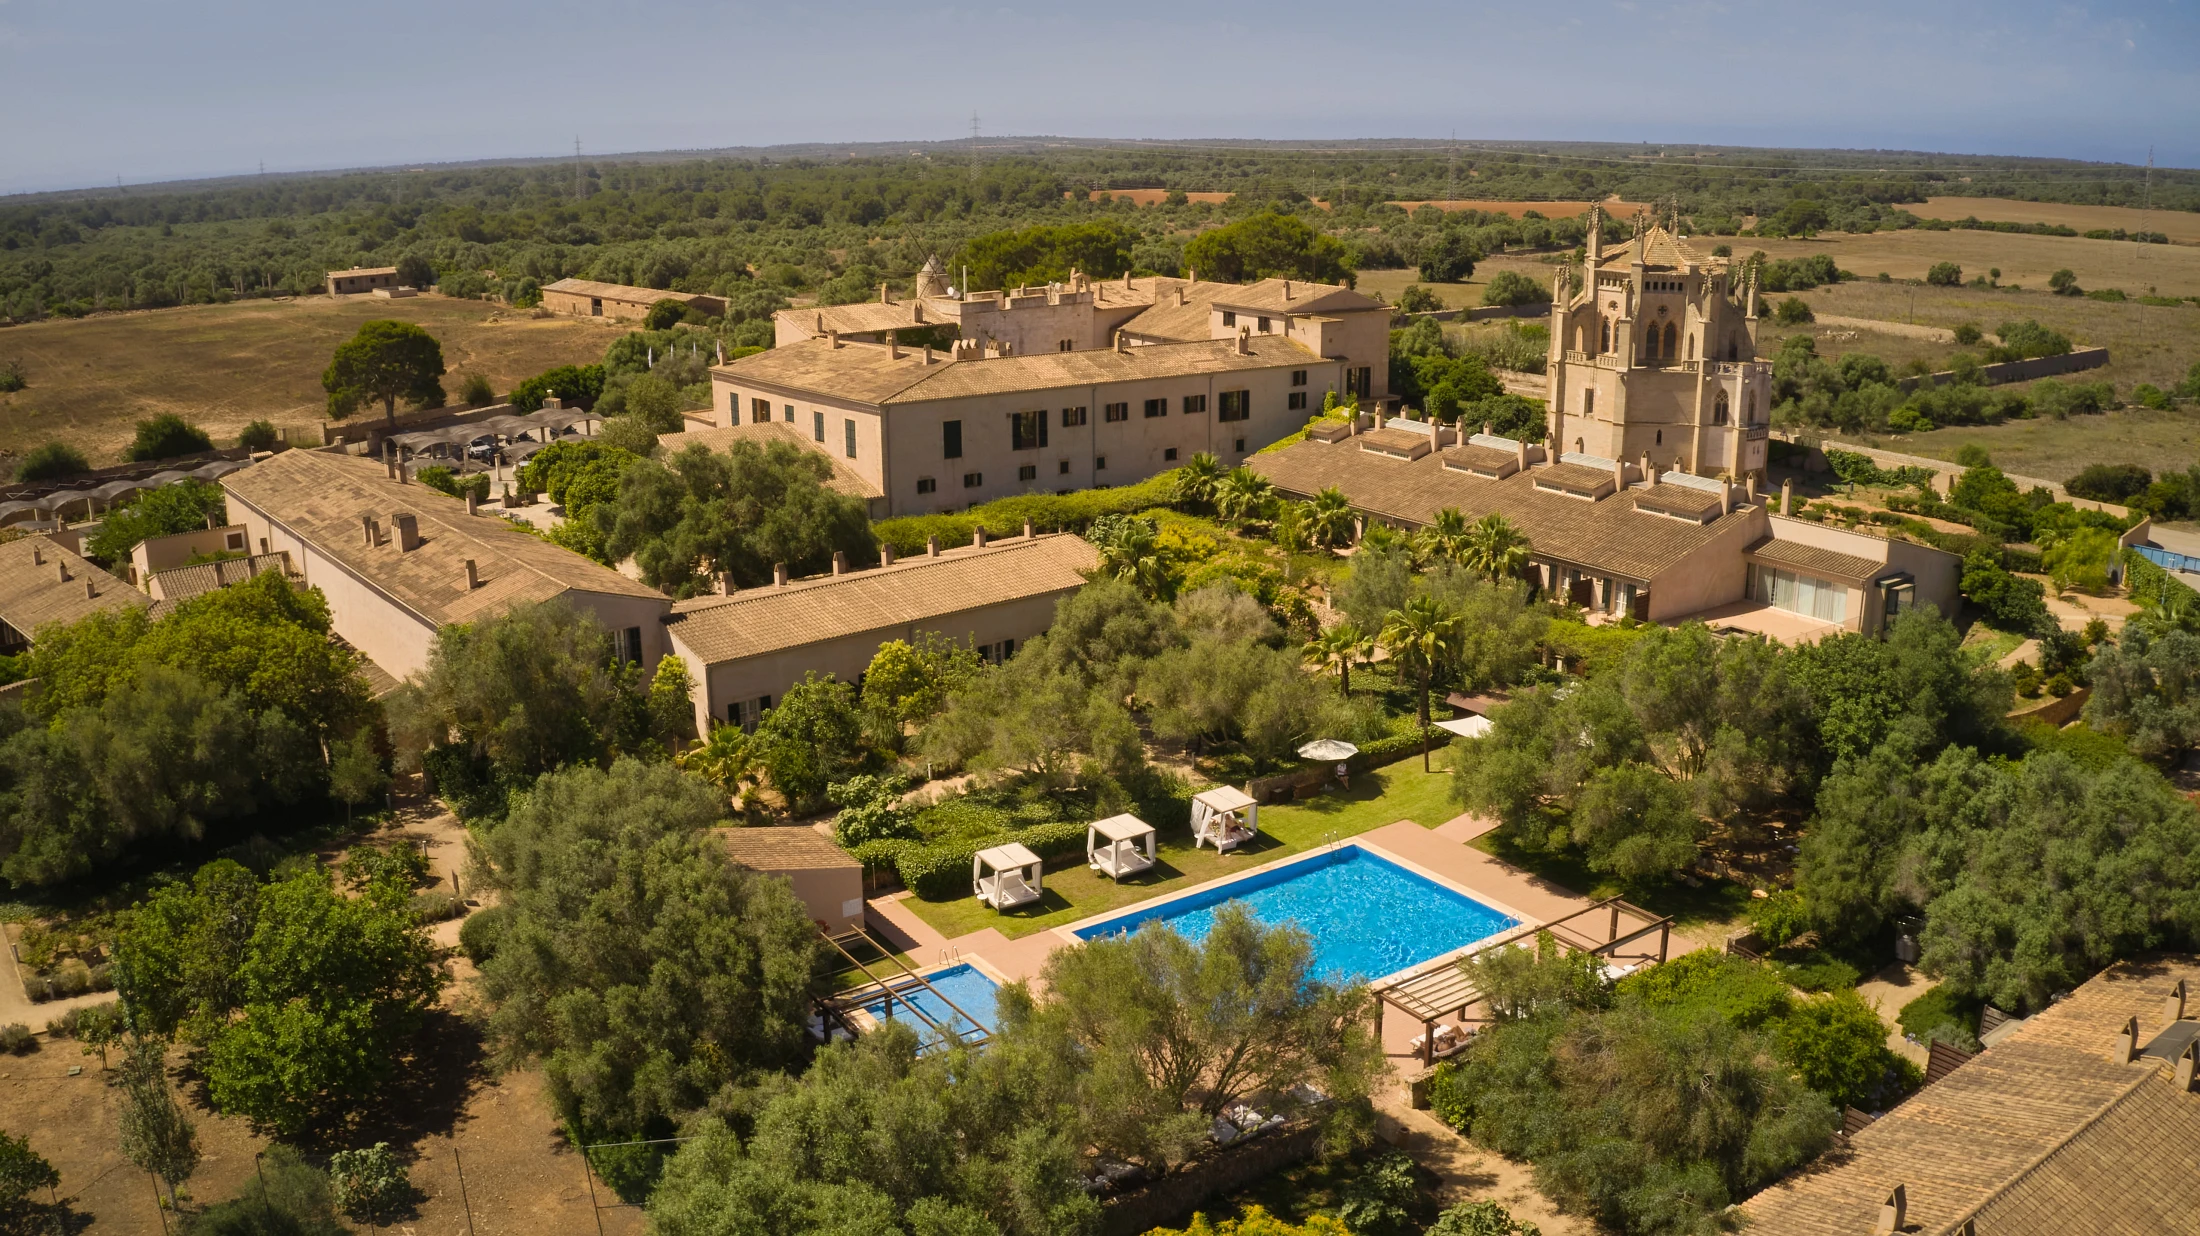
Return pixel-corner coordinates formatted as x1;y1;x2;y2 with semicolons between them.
860;816;1724;1070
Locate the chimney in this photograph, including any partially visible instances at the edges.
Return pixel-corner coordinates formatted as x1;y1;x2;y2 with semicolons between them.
1123;271;1132;290
544;395;563;410
1023;519;1035;539
1515;438;1529;471
384;441;398;480
815;311;825;334
888;331;901;360
827;329;841;349
715;570;735;595
923;345;934;365
2167;980;2189;1026
1115;330;1128;354
1283;279;1292;300
390;512;421;551
466;488;479;516
2113;1015;2141;1063
832;551;848;575
1175;286;1185;306
1188;267;1196;284
1746;475;1760;503
30;546;41;566
773;562;789;587
1640;452;1652;481
913;302;926;324
1612;458;1626;492
84;579;95;600
974;527;989;548
926;535;940;557
1779;478;1794;516
2179;1039;2198;1093
881;545;896;567
54;560;67;583
1483;421;1493;437
1872;1186;1906;1236
463;559;479;589
361;514;375;547
1235;326;1251;356
879;282;889;304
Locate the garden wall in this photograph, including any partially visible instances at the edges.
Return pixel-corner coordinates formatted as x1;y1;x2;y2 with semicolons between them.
2009;687;2090;727
1099;1119;1326;1236
1894;347;2110;392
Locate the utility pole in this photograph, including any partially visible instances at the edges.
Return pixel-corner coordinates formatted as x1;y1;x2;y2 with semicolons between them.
575;137;583;200
969;111;981;183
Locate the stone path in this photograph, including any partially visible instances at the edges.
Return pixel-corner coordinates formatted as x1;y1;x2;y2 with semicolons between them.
1855;962;1937;1067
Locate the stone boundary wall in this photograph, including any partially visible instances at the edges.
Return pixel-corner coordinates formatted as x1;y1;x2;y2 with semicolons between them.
1100;1120;1326;1236
1393;303;1547;325
1895;347;2110;392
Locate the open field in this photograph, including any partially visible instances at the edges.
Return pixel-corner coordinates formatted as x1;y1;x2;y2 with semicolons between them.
1354;254;1560;310
0;294;616;468
1835;406;2200;484
901;756;1465;942
1058;189;1234;205
1916;197;2200;246
1724;228;2200;299
1387;199;1653;218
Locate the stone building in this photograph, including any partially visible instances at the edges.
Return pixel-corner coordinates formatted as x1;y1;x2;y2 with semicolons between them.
541;278;727;322
326;267;400;295
1546;208;1774;479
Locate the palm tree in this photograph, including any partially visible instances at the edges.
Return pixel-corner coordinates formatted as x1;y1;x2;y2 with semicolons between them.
1418;507;1472;565
1214;467;1276;529
1303;622;1373;695
676;723;759;806
1462;512;1532;581
1173;451;1225;510
1380;595;1464;727
1090;515;1168;597
1304;486;1357;548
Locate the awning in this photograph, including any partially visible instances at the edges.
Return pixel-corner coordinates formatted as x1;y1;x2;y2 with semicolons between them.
1435;715;1493;740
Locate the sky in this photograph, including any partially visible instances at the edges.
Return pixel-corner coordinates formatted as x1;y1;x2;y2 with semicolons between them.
2;0;2196;196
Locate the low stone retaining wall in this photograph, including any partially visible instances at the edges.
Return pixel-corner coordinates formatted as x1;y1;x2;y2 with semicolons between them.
1101;1119;1326;1236
1895;346;2109;392
2010;686;2089;728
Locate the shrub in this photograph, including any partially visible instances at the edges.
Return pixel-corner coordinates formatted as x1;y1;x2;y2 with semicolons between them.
0;358;25;392
1751;889;1810;948
1773;296;1814;325
2049;269;2081;296
873;473;1177;555
458;373;497;407
125;413;213;461
415;465;491;502
328;1142;411;1223
1991;319;2073;360
2132;383;2170;410
0;1026;32;1055
896;819;1088;899
457;903;512;965
2066;463;2152;503
1952;323;1982;346
236;420;280;451
1480;270;1550;308
1394;284;1442;314
1897;985;1982;1042
1925;262;1962;287
14;441;88;481
410;891;465;923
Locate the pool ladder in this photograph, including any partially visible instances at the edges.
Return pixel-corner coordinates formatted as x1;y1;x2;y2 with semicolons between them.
936;945;962;966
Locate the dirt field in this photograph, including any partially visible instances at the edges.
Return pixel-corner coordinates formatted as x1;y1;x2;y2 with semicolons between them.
1839;407;2200;484
1721;228;2200;300
0;294;617;468
1916;197;2200;246
1354;255;1562;310
1386;199;1653;218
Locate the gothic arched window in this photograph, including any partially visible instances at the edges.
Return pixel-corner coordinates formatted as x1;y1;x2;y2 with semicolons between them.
1663;322;1678;357
1714;391;1730;426
1601;319;1612;353
1643;325;1658;360
1687;334;1696;360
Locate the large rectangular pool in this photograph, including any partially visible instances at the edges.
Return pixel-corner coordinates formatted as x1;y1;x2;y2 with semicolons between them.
857;963;1000;1049
1072;846;1518;983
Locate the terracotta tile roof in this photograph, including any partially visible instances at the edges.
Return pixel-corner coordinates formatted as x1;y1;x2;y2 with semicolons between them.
542;278;707;305
1248;440;1758;581
1633;483;1727;523
1593;225;1711;272
1748;536;1888;581
775;301;939;337
1532;462;1620;497
220;449;665;627
146;552;299;614
665;533;1097;666
655;422;883;500
0;535;145;637
1741;956;2200;1236
1206;279;1387;318
719;825;859;872
1442;444;1524;478
1357;428;1433;460
710;335;1323;408
328;266;397;278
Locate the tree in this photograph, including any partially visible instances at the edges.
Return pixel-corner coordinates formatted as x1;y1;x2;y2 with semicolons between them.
509;363;606;412
621;371;684;431
1569;763;1701;880
125;413;213;462
963;219;1136;290
1009;904;1382;1173
754;672;865;813
187;1145;346;1235
674;722;760;807
1461;513;1531;581
1774;296;1814;325
647;653;698;746
1381;596;1462;727
15;440;87;481
0;1129;58;1218
923;647;1146;789
1925;261;1962;287
861;633;982;735
2048;268;2080;295
828;774;915;847
1304;487;1356;548
1182;211;1355;285
84;478;227;563
393;253;436;289
1087;514;1168;597
1214;468;1277;529
600;441;875;594
1303;622;1371;695
1150;1208;1352;1236
322;320;447;425
1395;284;1442;314
1335;1151;1418;1236
236;419;280;451
1173;452;1225;510
117;1034;199;1209
328;1142;410;1224
1480;271;1550;308
328;732;384;824
1777;990;1905;1110
475;760;820;1146
2083;627;2200;760
1417;507;1472;565
1418;231;1482;283
643;298;690;331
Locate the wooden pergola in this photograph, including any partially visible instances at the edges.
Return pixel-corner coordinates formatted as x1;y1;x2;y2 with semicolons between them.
1371;897;1676;1066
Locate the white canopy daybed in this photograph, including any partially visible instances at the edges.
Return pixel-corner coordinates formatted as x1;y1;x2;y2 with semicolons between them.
973;841;1044;910
1190;785;1260;853
1086;814;1156;880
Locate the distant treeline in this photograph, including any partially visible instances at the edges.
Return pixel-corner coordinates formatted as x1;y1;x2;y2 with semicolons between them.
1;143;2192;322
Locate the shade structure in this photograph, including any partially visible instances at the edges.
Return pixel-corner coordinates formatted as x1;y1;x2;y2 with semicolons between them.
1434;715;1493;740
973;841;1043;910
1297;738;1360;762
1190;785;1259;854
1086;814;1156;880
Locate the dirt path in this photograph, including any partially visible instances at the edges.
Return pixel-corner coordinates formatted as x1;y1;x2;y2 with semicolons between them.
1373;1095;1588;1235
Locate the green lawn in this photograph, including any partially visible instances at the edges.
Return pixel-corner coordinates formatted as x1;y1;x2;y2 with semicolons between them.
899;757;1466;942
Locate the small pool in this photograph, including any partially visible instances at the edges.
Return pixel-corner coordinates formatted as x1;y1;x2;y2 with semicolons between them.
857;963;1000;1048
1072;846;1518;983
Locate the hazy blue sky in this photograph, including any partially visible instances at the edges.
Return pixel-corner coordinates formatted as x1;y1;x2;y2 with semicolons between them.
3;0;2194;195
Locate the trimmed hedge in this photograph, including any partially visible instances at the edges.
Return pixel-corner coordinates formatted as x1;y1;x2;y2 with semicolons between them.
1824;447;1936;489
897;819;1090;900
874;474;1178;555
2126;547;2200;607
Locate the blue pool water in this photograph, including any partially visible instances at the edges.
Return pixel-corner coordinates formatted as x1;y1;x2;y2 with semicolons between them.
1073;846;1518;982
859;963;1000;1047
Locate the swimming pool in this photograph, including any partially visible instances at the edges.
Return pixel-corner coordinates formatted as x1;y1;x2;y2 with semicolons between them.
1071;846;1519;982
857;963;1000;1048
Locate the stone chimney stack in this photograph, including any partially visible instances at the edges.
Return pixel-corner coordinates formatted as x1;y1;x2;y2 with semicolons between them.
1023;519;1035;539
1780;478;1794;516
1188;268;1196;284
773;562;789;587
1872;1186;1906;1236
1516;438;1530;471
2165;979;2188;1026
912;301;926;324
1235;326;1251;356
84;578;96;601
384;440;398;479
30;546;41;566
54;560;67;583
881;545;896;567
974;527;989;548
888;331;901;360
391;512;420;551
361;515;375;547
1612;458;1626;492
832;551;848;575
466;488;480;516
1746;475;1759;503
544;396;564;411
715;570;735;595
827;329;842;349
879;282;890;304
2178;1039;2198;1093
1175;286;1186;306
2113;1015;2142;1063
463;559;479;589
1283;280;1293;300
1115;330;1128;354
926;535;940;557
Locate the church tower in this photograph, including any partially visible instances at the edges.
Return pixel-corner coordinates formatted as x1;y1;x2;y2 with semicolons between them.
1546;213;1772;480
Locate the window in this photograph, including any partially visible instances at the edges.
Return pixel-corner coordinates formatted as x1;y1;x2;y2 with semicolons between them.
1583;390;1596;419
1104;402;1129;423
783;404;794;423
751;396;771;424
1095;455;1108;470
1752;564;1847;624
1663;322;1677;357
621;626;643;664
1163;448;1179;461
1144;398;1167;418
943;420;963;458
962;472;983;488
916;477;937;494
844;419;857;458
1291;369;1307;387
1010;410;1048;450
225;531;245;551
1183;394;1207;414
1222;310;1236;327
1644;325;1660;360
590;298;603;316
1019;464;1037;481
813;411;825;443
1601;319;1612;352
1058;339;1073;352
1061;406;1087;428
1058;459;1071;475
1714;391;1730;426
1218;390;1250;422
1345;367;1371;396
1234;438;1246;453
1288;391;1308;411
1257;316;1271;332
